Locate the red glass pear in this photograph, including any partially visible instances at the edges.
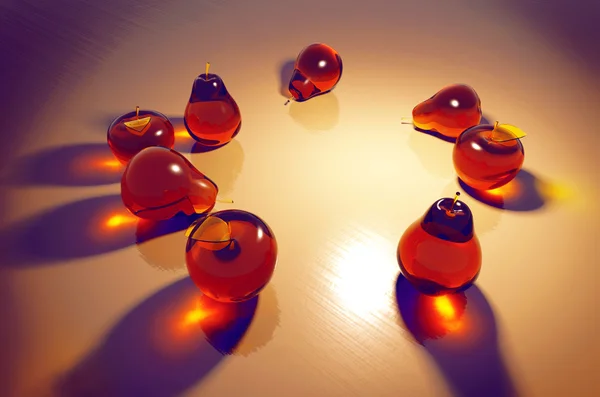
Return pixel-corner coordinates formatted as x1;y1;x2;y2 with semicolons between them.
397;192;481;295
121;146;218;221
286;43;343;104
185;210;277;303
107;106;175;164
184;63;241;147
453;122;526;191
411;84;482;139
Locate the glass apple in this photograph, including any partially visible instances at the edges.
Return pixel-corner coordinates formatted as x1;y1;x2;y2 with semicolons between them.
453;122;526;191
185;210;278;303
107;106;175;164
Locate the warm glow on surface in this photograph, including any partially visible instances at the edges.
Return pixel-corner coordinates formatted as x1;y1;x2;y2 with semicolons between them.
433;296;456;320
181;302;213;328
175;130;191;139
105;213;137;228
100;159;122;169
71;154;123;174
538;181;575;202
487;181;520;198
431;295;463;332
328;228;397;321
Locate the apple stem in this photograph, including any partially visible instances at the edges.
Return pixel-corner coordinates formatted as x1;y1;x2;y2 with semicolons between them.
400;117;413;125
450;192;460;212
205;62;210;79
135;106;139;118
217;198;234;204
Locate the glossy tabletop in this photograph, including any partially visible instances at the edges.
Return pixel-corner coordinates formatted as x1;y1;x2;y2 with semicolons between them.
1;1;599;396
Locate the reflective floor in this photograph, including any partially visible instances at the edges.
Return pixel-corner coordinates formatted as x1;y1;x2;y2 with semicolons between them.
1;1;599;396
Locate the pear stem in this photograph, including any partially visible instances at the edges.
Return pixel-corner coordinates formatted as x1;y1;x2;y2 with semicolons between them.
449;192;460;212
284;97;293;106
205;62;210;79
135;106;139;118
400;117;413;125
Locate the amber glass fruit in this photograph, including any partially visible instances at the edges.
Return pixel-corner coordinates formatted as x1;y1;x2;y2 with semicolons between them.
412;84;482;139
453;123;525;191
397;195;481;295
288;43;343;102
107;108;175;164
121;147;218;221
184;70;241;147
185;210;277;303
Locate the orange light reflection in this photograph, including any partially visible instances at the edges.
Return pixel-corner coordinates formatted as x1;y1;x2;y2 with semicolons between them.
99;159;122;169
175;130;191;139
104;213;138;229
486;180;521;199
71;155;124;174
432;295;463;332
180;302;214;329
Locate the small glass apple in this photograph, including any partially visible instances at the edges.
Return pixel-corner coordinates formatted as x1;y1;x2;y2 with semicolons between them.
453;122;526;191
185;210;278;303
107;106;175;164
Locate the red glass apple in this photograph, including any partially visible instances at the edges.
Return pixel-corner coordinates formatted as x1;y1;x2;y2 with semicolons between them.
412;84;482;139
286;43;343;104
107;106;175;164
185;210;278;303
184;63;241;147
121;146;218;221
397;192;481;295
453;122;526;191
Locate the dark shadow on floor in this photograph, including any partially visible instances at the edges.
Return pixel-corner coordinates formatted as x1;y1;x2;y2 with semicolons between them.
0;0;226;175
480;114;493;125
0;144;123;187
0;274;22;397
395;274;519;397
135;212;205;272
0;195;199;267
458;169;546;212
54;277;259;397
278;59;295;98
